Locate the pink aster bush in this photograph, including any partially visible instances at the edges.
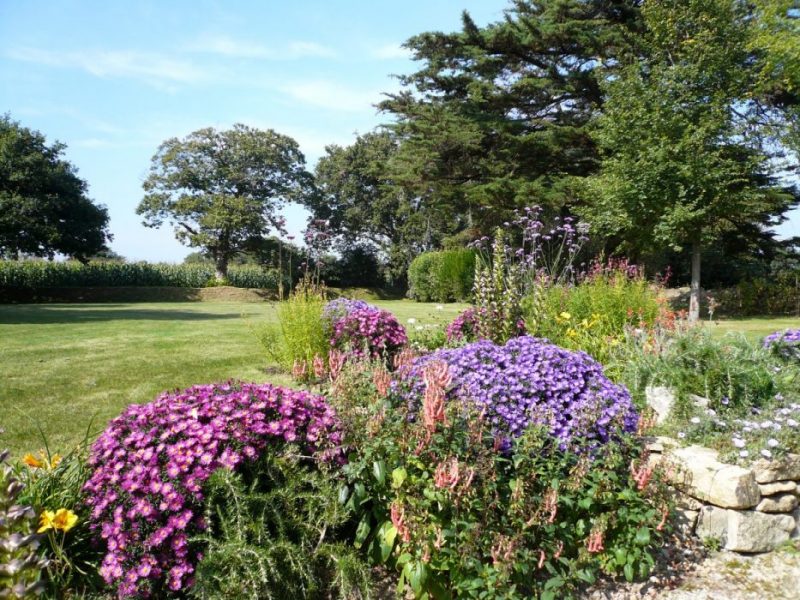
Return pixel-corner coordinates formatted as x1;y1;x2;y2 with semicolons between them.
445;307;481;344
83;383;342;597
330;306;408;361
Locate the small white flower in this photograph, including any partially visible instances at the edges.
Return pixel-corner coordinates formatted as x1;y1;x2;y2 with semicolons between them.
415;325;424;331
760;421;773;429
779;408;791;416
677;431;686;439
739;450;749;458
407;318;417;324
435;304;444;310
733;438;746;448
706;409;716;417
760;449;773;459
767;438;779;448
743;426;752;433
773;423;782;431
787;419;798;428
690;417;701;424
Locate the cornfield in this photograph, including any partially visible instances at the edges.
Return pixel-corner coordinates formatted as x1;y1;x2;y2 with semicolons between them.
0;261;282;289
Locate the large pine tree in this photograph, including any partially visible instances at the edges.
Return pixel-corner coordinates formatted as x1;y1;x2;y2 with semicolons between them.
379;0;643;231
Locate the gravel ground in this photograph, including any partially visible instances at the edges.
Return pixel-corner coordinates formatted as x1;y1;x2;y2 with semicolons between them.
585;533;800;600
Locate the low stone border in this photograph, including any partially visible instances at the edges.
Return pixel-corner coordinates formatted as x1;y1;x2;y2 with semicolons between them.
648;437;799;553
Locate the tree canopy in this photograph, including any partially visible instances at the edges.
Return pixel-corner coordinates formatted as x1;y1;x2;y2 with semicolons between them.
0;115;111;262
138;124;313;279
379;0;643;231
579;0;800;319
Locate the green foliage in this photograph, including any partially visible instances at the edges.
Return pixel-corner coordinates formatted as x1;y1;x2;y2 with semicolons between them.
617;327;789;417
0;447;47;598
138;123;314;280
530;265;664;366
407;249;475;303
191;452;370;600
16;429;103;596
380;2;642;230
579;0;799;318
713;276;800;317
472;230;525;344
330;362;671;599
255;280;329;373
0;260;281;289
0;114;111;262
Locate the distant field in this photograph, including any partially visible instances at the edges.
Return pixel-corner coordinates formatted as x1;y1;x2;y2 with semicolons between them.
0;301;465;455
704;316;800;341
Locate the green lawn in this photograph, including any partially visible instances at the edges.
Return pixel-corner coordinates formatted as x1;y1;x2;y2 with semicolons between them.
1;302;794;456
0;301;466;455
704;316;800;341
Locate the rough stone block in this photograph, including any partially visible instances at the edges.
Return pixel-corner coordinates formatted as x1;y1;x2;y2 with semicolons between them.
696;505;728;543
725;510;795;553
752;454;800;483
669;446;760;509
756;493;798;514
645;386;675;425
758;480;797;496
673;508;699;535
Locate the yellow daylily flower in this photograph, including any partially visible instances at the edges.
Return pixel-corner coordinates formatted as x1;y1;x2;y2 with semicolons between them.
52;508;78;532
38;508;78;533
23;453;44;469
38;510;56;533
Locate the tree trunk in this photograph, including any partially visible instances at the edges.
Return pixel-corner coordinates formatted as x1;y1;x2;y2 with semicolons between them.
215;256;229;282
689;241;702;322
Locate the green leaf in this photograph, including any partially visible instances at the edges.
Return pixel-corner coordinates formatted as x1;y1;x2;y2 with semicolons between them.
338;484;350;505
353;515;371;548
635;526;651;546
614;548;627;566
405;561;428;595
624;563;634;582
392;467;408;488
373;460;386;485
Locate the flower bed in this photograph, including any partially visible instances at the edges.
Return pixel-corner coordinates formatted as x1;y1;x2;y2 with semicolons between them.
395;335;638;449
83;383;342;597
323;299;408;361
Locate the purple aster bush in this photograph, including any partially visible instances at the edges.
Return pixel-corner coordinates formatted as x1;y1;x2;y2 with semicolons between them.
395;335;638;449
83;383;342;597
763;329;800;362
330;307;408;361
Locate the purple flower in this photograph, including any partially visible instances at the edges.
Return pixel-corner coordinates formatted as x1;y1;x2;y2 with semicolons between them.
84;383;343;597
394;336;638;450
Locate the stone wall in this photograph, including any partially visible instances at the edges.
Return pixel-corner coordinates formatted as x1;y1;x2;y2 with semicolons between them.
647;437;799;553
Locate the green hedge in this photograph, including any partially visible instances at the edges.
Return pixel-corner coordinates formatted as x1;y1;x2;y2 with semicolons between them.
0;260;281;289
711;276;800;317
407;249;475;302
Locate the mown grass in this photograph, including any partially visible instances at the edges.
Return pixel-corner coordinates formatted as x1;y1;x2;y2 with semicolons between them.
704;317;800;341
0;301;466;455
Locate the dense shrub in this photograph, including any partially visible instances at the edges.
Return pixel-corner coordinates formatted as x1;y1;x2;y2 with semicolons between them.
321;245;383;288
332;358;668;599
256;281;330;376
530;261;666;365
83;383;342;597
711;276;800;316
395;336;638;449
0;260;281;289
330;307;408;361
191;453;370;599
763;329;800;363
407;249;475;302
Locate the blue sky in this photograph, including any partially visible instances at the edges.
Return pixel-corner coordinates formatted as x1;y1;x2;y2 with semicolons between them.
1;0;797;262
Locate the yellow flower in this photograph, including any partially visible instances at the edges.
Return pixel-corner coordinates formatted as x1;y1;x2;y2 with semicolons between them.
38;510;56;533
559;312;571;320
23;453;44;469
22;450;61;470
38;509;78;533
52;508;78;532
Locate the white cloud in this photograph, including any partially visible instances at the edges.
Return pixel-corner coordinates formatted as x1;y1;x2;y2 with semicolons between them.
280;80;380;112
186;35;336;60
372;43;411;60
7;47;207;87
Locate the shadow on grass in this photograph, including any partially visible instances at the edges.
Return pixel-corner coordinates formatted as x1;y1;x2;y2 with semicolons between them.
0;305;241;324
